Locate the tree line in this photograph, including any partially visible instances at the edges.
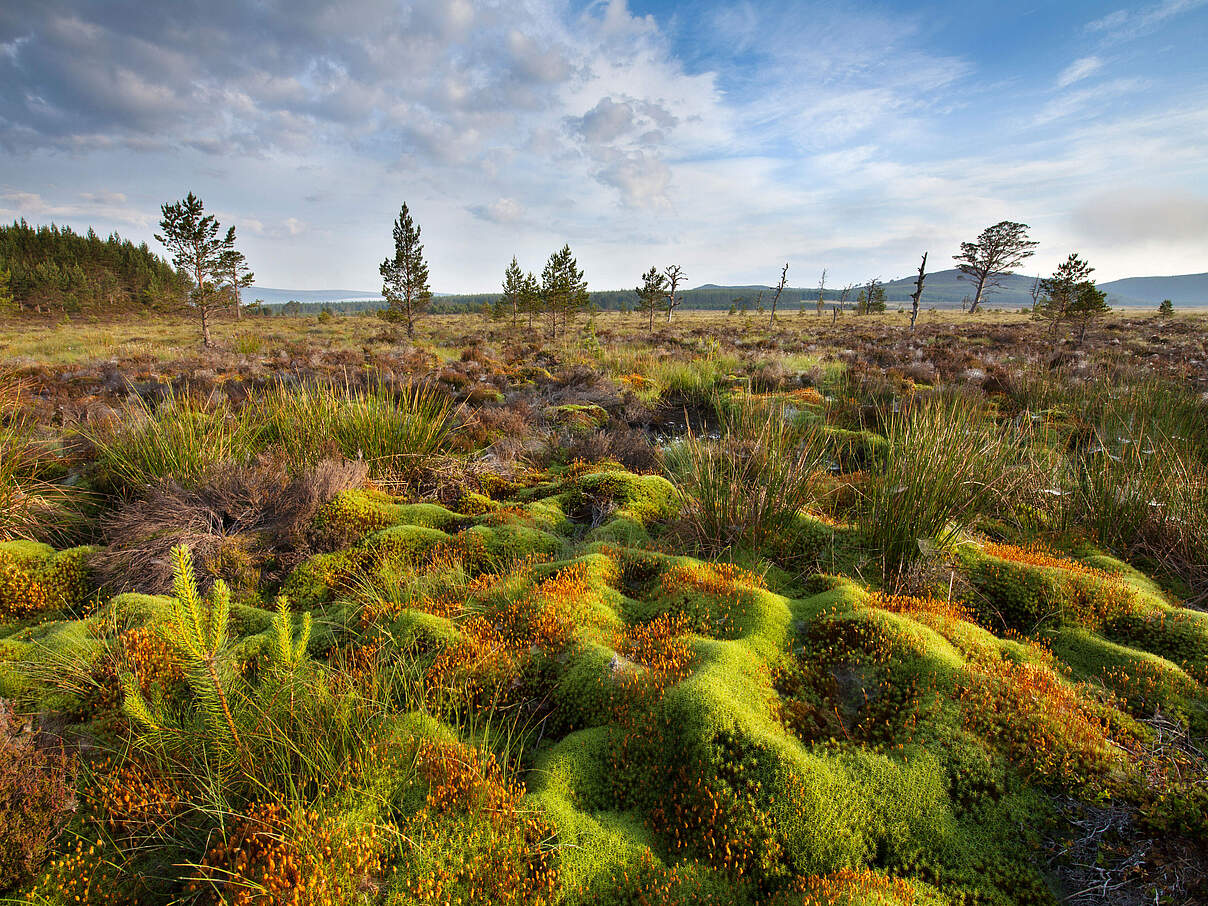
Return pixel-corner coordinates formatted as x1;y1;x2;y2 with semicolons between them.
0;195;1149;348
0;220;187;314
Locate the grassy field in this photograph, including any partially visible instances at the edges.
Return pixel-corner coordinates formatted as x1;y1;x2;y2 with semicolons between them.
2;307;1207;905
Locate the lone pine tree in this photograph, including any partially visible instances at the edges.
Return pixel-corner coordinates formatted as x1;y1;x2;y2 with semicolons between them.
380;202;432;338
954;220;1038;313
156;192;228;347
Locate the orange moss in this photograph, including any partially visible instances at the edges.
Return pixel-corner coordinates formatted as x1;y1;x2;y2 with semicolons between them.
660;561;764;597
981;541;1102;577
957;656;1125;786
193;803;386;906
402;738;558;904
866;591;975;625
787;387;826;406
89;757;180;836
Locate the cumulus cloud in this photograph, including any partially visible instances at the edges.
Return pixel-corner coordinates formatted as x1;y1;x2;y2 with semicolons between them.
468;197;525;224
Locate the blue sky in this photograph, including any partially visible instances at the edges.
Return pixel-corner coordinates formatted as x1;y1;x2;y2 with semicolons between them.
1;0;1206;292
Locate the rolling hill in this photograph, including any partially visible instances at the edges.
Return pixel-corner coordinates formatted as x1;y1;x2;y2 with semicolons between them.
1098;273;1208;305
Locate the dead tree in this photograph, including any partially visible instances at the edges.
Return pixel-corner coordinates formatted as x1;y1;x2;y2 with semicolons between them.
664;264;685;323
1029;274;1042;311
909;253;927;329
816;268;827;316
839;283;853;313
769;262;788;326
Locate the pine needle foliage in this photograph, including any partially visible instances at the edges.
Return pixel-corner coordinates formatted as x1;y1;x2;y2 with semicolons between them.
122;544;244;764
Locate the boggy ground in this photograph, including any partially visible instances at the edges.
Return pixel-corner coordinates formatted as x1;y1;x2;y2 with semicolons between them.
1;309;1207;905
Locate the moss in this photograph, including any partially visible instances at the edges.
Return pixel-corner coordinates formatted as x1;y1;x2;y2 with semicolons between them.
360;523;451;563
280;549;358;608
0;542;96;621
566;470;678;527
1049;625;1207;730
550;403;610;434
821;427;888;471
455;490;498;516
315;489;463;542
456;523;565;570
788;514;863;573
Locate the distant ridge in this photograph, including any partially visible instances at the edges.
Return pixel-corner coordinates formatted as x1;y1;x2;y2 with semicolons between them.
254;271;1208;312
1097;273;1208;305
248;287;382;306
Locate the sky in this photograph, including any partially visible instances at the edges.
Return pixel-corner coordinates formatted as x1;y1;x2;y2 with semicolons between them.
1;0;1206;293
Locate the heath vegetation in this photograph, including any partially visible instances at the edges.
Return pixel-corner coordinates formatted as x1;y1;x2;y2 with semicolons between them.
1;208;1207;906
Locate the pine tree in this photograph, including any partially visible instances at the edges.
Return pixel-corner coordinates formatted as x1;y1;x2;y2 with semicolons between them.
1066;281;1110;344
1034;252;1093;336
122;545;243;762
1158;298;1174;317
521;271;540;332
540;245;587;340
635;265;668;331
1035;253;1109;343
856;278;885;314
953;221;1038;313
379;202;432;339
156;192;227;347
500;256;524;327
0;266;13;314
217;226;254;320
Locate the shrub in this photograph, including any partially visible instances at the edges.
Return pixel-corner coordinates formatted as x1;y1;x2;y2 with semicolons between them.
92;458;367;594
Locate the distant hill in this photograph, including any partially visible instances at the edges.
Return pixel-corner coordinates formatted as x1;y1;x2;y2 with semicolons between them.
686;270;1160;310
1097;274;1208;306
248;287;383;306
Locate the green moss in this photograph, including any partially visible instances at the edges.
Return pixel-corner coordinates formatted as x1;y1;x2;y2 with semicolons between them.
550;403;610;434
822;427;888;471
456;523;565;570
0;542;96;620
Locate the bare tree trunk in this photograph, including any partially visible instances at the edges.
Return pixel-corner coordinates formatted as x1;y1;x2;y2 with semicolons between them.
969;274;987;313
201;303;213;348
909;253;927;329
769;262;788;327
665;265;684;324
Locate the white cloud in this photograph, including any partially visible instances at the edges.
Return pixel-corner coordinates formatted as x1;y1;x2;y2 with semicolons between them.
1087;0;1208;39
1;1;1205;289
1056;56;1103;88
